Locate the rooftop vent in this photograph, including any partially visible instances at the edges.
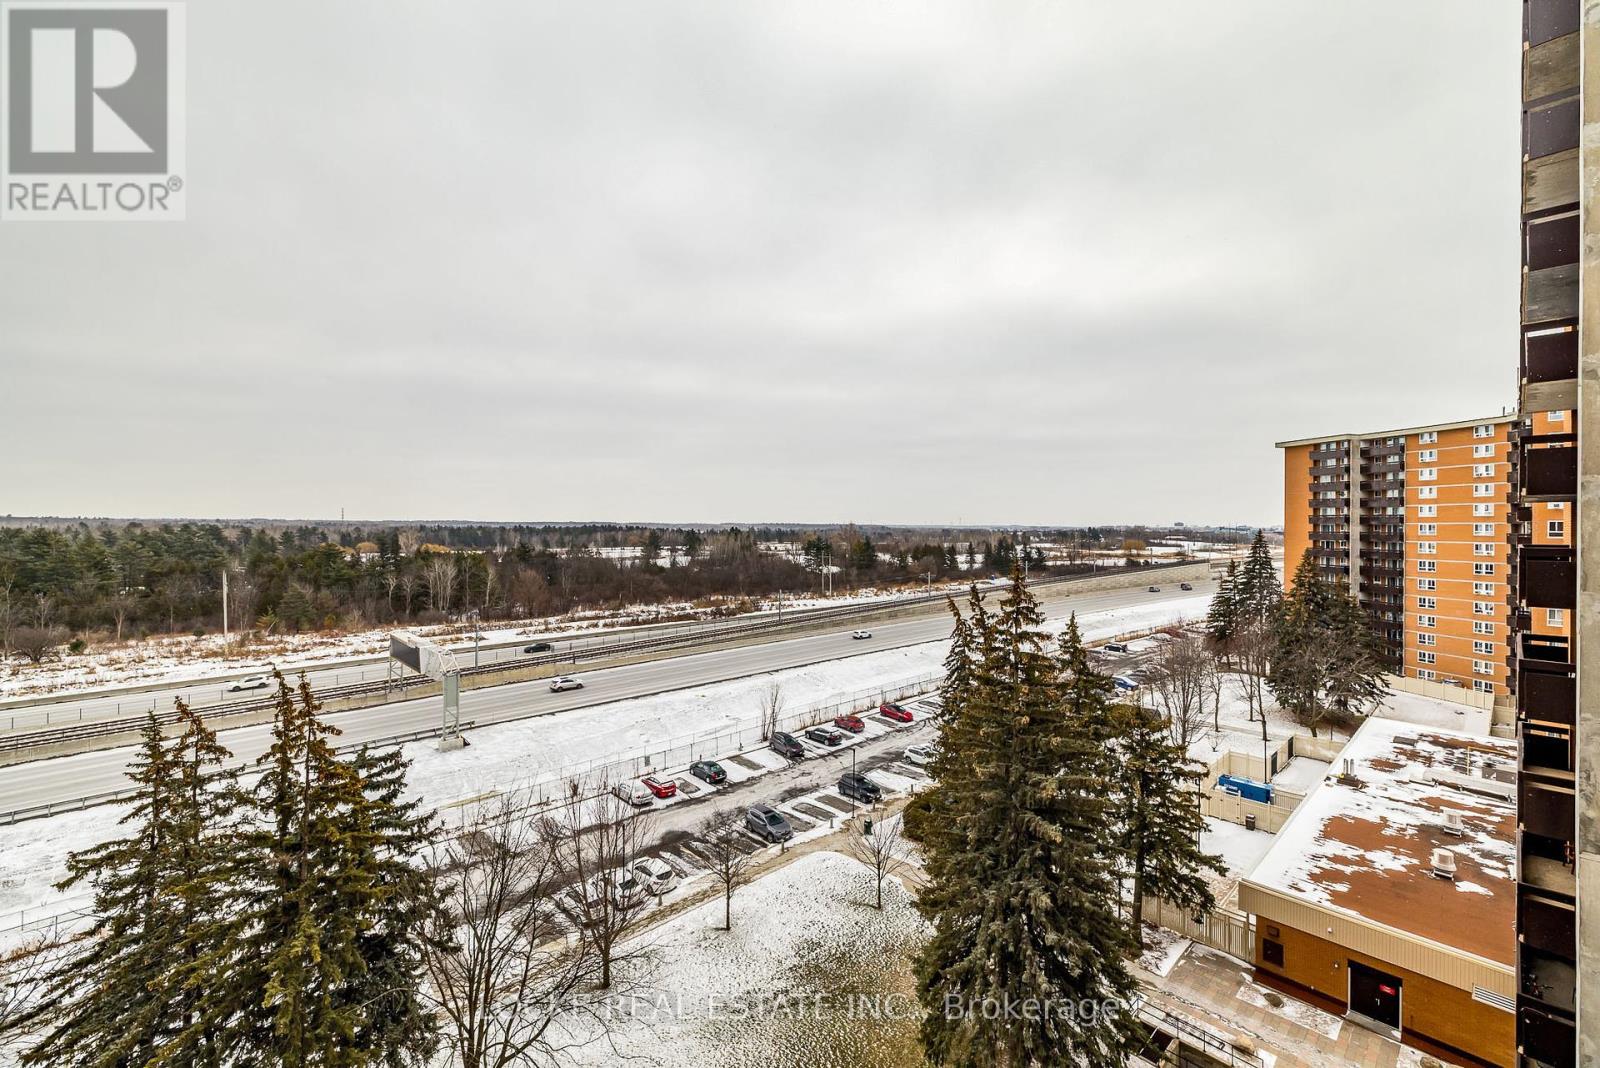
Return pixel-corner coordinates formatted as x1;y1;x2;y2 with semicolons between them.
1441;810;1465;837
1430;848;1458;880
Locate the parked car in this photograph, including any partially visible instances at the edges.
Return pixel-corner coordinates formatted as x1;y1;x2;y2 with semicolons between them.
1179;582;1194;591
601;868;648;910
549;675;583;692
805;725;844;747
689;759;726;784
228;675;269;693
1147;585;1161;593
834;713;866;733
631;856;678;895
746;804;793;843
851;629;872;640
770;732;805;760
523;641;554;653
640;775;677;799
1112;675;1139;693
1102;642;1130;655
904;743;939;766
879;702;913;723
611;781;653;807
837;772;882;803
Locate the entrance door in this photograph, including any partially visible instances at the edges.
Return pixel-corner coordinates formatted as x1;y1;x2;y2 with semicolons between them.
1348;961;1402;1030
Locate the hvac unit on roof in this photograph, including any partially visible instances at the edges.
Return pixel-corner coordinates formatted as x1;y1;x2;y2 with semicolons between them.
1430;848;1458;880
1441;810;1465;836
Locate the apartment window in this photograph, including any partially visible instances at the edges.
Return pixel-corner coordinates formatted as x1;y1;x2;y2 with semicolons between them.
1473;444;1495;458
1549;520;1566;539
1473;542;1494;556
1472;463;1495;478
1474;581;1496;596
1417;633;1436;646
1473;503;1494;517
1418;668;1437;680
1473;562;1496;576
1473;621;1495;635
1417;578;1437;591
1473;640;1495;655
1418;523;1437;536
1474;483;1496;497
1473;523;1495;536
1418;504;1438;517
1551;501;1566;510
1417;596;1437;610
1417;560;1437;573
1418;615;1437;628
1419;431;1438;444
1418;651;1437;665
1419;468;1437;481
1473;424;1493;438
1547;608;1565;628
1473;680;1495;694
1419;542;1437;555
1419;449;1438;462
1550;410;1566;423
1419;486;1438;499
1474;601;1496;615
1473;659;1494;675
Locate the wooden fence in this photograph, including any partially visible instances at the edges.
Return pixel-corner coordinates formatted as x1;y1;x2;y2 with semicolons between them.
1142;894;1255;962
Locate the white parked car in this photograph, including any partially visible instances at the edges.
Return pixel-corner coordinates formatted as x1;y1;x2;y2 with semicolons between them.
631;856;678;895
549;675;584;693
611;781;653;807
591;869;648;911
904;743;939;766
850;629;872;640
227;675;269;692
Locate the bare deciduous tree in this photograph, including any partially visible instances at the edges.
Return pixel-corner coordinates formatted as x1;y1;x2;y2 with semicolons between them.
9;626;64;665
1146;635;1217;751
1234;618;1273;725
0;935;58;1055
421;797;606;1068
425;554;460;614
698;810;758;931
759;682;784;741
542;781;652;991
847;816;912;911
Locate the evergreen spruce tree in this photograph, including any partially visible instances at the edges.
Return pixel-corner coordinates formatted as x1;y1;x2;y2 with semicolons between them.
1117;705;1226;946
1269;552;1337;735
1204;560;1240;650
916;569;1134;1068
1323;586;1389;718
16;713;185;1066
1233;530;1280;625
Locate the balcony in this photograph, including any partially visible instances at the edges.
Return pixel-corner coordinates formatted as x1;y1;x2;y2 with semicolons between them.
1520;444;1577;500
1518;656;1575;728
1520;1004;1576;1068
1519;891;1576;963
1518;546;1576;609
1519;777;1575;842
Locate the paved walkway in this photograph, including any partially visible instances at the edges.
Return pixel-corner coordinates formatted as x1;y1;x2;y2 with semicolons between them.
1136;941;1439;1068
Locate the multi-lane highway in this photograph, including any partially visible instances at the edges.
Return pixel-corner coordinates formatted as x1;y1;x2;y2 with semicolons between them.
0;579;1212;814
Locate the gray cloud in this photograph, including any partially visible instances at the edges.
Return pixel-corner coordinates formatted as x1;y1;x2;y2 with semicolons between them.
1;1;1519;525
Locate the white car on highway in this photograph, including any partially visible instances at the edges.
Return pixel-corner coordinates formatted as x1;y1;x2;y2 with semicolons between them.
227;675;270;692
850;629;872;640
549;675;584;693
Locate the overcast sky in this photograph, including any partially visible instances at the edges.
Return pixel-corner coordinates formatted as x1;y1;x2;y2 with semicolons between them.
3;1;1520;527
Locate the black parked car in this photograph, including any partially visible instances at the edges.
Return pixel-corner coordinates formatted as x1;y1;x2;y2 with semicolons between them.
837;772;881;804
746;804;793;843
689;759;726;784
523;641;554;653
804;726;844;747
770;732;805;760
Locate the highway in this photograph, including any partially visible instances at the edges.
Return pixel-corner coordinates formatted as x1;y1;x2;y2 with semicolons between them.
0;579;1213;814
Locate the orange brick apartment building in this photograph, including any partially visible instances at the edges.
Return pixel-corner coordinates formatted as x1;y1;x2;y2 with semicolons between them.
1277;417;1517;697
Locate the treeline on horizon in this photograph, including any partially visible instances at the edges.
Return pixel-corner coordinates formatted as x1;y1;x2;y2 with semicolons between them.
0;520;1248;649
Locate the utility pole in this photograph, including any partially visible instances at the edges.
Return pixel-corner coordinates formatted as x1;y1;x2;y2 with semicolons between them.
222;566;229;639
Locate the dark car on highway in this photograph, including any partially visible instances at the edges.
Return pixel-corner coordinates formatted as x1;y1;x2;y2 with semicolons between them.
746;804;793;843
837;772;881;804
523;641;554;653
1179;582;1194;591
805;726;844;747
770;732;805;760
834;713;866;733
689;760;726;784
1147;585;1161;593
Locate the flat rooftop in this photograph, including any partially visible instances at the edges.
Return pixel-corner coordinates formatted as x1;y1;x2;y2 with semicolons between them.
1243;717;1516;966
1274;413;1514;449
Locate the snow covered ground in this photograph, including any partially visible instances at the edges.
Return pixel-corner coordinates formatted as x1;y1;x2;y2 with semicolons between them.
558;850;929;1068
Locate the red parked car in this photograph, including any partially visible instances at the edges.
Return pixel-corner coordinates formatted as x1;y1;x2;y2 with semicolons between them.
834;713;866;733
640;775;677;799
879;702;913;723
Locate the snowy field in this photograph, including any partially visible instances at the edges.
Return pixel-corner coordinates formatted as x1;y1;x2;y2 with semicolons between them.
558;850;929;1068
